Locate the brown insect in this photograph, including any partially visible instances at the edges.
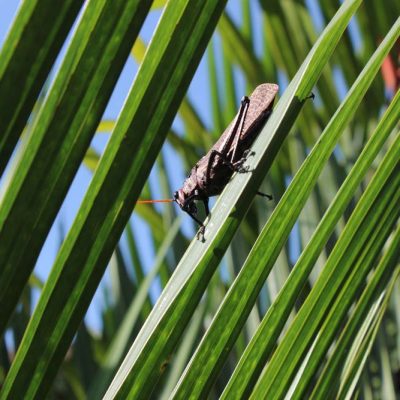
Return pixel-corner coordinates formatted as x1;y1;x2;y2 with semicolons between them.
138;83;279;238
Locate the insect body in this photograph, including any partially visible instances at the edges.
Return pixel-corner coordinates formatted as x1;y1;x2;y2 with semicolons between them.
173;83;279;236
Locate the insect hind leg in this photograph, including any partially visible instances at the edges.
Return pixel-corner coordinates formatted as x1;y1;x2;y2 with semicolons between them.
182;193;208;241
206;96;251;181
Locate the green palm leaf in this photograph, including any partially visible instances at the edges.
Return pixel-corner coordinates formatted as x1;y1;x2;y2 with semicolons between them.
0;0;398;398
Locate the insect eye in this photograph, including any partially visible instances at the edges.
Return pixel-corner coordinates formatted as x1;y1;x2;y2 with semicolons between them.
173;191;179;199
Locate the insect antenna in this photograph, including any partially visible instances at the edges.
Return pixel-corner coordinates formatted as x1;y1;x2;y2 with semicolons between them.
136;198;174;204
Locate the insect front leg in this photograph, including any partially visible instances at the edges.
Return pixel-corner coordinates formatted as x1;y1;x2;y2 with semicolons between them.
184;204;206;241
182;193;207;241
182;195;203;225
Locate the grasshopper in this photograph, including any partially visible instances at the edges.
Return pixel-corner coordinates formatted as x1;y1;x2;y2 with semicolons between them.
173;83;279;238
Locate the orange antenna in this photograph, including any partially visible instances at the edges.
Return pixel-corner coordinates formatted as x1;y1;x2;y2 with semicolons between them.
136;198;174;204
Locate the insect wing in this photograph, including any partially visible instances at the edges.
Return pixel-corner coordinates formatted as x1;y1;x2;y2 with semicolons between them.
215;83;278;155
240;83;279;139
